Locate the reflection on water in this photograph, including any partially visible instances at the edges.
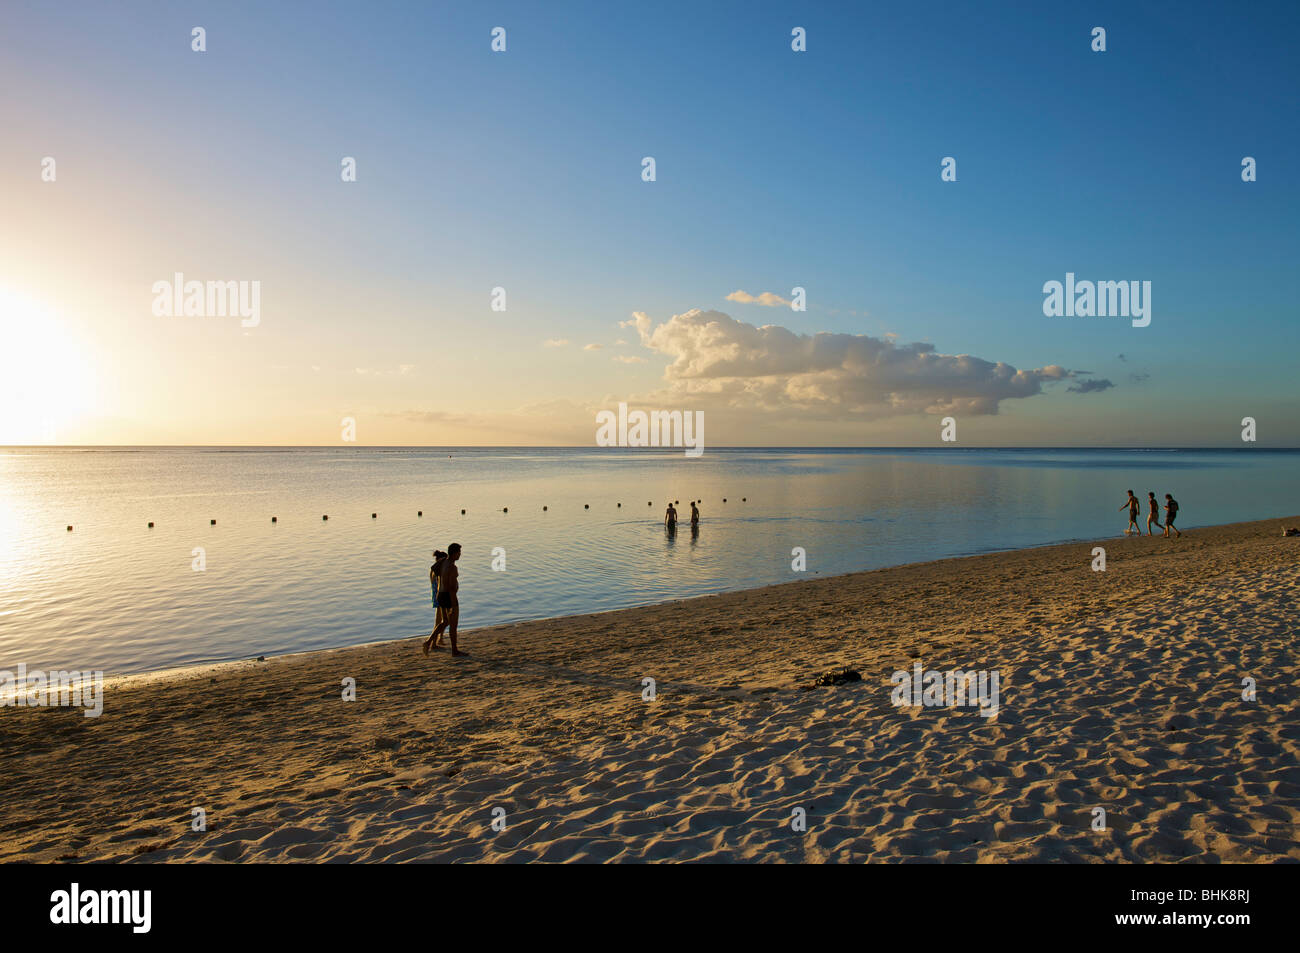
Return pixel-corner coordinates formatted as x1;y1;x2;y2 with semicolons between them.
1;447;1297;675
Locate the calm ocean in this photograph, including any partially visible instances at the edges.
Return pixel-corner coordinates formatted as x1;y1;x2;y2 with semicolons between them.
2;447;1297;676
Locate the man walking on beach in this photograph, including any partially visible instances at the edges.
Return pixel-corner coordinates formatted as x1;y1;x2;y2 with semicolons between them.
1146;492;1163;536
1119;490;1140;534
428;543;466;656
1163;494;1182;537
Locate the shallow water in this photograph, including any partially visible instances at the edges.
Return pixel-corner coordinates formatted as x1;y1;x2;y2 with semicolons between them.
1;447;1296;675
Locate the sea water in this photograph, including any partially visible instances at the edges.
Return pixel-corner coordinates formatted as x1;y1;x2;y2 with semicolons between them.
1;447;1296;675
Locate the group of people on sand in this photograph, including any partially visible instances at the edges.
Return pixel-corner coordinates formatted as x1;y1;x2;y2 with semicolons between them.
1120;490;1182;537
422;544;466;657
663;501;700;530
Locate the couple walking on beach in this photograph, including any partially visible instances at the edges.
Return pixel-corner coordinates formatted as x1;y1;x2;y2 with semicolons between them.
422;543;466;657
1120;490;1181;537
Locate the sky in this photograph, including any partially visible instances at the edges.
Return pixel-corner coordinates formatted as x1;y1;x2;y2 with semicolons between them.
1;0;1297;447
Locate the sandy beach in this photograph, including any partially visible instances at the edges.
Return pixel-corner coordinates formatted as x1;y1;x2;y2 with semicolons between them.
3;515;1298;863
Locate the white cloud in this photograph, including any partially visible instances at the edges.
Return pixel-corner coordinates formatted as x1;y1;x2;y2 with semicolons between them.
543;338;569;347
583;343;604;351
614;355;646;364
622;309;1080;418
726;289;792;307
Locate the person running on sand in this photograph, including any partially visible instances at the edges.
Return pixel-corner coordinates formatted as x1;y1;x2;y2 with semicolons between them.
1146;492;1163;536
664;503;677;528
1119;490;1140;534
1163;494;1182;537
428;543;466;656
422;550;447;655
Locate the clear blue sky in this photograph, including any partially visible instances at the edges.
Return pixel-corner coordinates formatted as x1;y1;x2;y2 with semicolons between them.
1;0;1296;445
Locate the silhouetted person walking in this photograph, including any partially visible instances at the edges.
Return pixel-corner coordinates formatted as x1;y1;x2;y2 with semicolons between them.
1146;492;1163;536
1163;495;1181;537
1119;490;1140;535
428;543;466;656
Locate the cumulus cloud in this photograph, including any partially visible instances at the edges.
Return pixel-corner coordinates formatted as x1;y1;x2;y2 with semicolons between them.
1067;378;1115;394
620;309;1089;417
583;343;604;351
726;290;791;307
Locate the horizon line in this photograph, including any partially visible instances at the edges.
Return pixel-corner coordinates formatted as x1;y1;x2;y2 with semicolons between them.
4;445;1297;452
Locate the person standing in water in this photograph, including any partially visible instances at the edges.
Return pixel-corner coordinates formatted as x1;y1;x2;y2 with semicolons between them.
428;543;466;656
1163;494;1182;537
690;501;700;526
1145;492;1163;536
1119;490;1140;535
664;502;677;528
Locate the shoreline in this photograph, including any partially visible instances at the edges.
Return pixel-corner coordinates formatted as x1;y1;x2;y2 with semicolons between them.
3;514;1297;862
86;522;1243;688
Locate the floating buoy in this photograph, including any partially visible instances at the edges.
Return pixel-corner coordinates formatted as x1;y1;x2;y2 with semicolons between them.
417;511;422;517
617;503;621;507
371;513;377;519
543;506;548;511
742;497;746;502
503;507;508;513
647;501;652;506
584;504;589;509
675;499;679;504
322;515;328;520
271;517;277;523
461;509;466;515
210;519;216;525
723;498;727;502
148;522;154;528
66;525;72;532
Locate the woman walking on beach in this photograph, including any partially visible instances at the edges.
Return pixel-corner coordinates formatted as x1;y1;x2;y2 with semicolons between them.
422;550;447;655
1146;492;1163;536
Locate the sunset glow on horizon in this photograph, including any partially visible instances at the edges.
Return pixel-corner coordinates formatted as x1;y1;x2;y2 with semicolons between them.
2;1;1297;448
